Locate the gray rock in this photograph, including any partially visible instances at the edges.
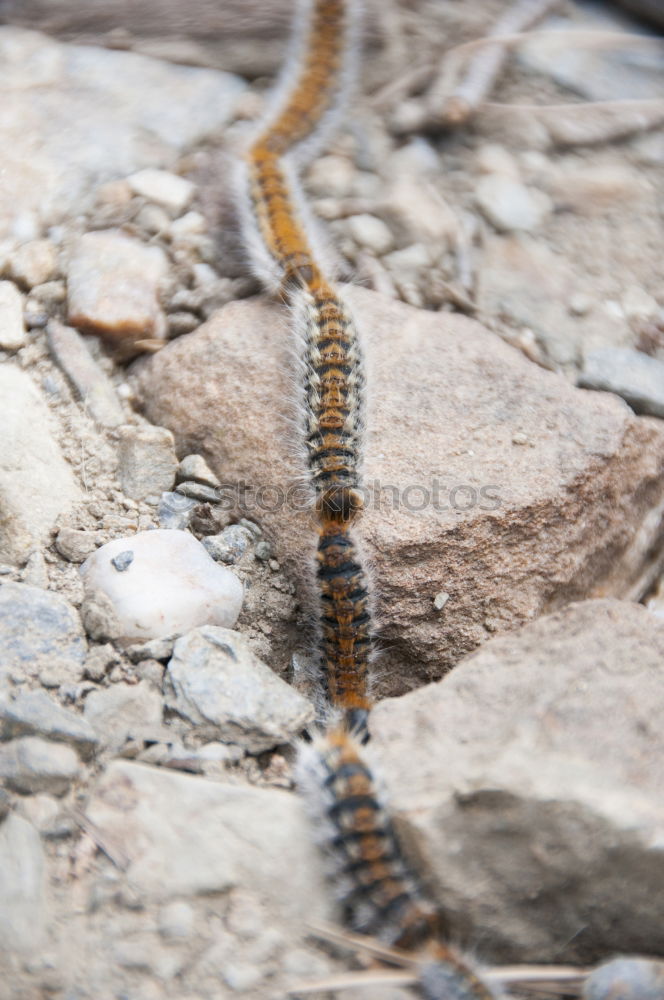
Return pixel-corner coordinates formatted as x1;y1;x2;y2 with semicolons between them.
126;636;175;664
79;589;123;642
67;230;168;350
475;174;551;232
0;689;98;759
0;814;48;951
117;424;178;500
0;736;80;795
176;454;220;488
158;490;198;530
55;527;100;563
175;481;221;502
164;626;314;752
85;759;328;917
202;525;252;564
21;551;49;589
370;599;664;963
0;787;10;821
0;583;86;686
579;348;664;419
0;27;246;242
0;280;25;349
47;320;125;428
83;681;163;751
583;958;664;1000
0;366;81;564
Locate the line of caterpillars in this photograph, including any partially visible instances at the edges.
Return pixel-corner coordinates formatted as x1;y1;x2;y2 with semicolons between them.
240;2;498;997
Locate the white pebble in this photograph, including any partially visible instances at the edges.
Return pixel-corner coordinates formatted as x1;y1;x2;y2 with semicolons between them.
347;214;394;255
475;175;551;233
80;530;244;642
475;143;520;178
127;169;194;215
0;281;26;350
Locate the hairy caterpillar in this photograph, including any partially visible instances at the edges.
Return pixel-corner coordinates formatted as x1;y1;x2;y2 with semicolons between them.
240;1;501;996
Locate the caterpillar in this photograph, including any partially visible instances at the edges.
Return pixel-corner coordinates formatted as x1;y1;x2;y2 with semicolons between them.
240;1;501;997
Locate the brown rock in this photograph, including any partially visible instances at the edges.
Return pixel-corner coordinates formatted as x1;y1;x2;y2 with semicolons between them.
67;230;167;349
136;288;664;696
368;599;664;964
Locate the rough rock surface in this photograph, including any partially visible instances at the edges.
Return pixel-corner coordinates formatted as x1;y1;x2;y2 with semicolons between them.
369;599;664;963
0;735;80;794
0;27;245;241
0;583;87;688
47;321;125;428
80;530;244;642
165;626;314;752
0;365;82;564
579;347;664;419
116;424;178;499
0;689;98;758
137;288;664;696
0;280;25;349
67;230;168;348
85;759;328;917
83;680;163;751
0;814;48;951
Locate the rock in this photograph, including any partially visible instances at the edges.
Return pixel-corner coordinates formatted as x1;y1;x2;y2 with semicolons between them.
15;792;73;838
55;527;100;563
158;490;198;530
7;239;57;288
176;454;220;489
381;177;459;248
117;424;178;500
0;814;47;951
579;348;664;419
346;214;394;255
47;321;125;428
0;280;25;349
21;551;49;590
83;681;163;751
370;600;664;963
158;900;195;940
0;689;98;759
83;643;119;681
67;230;168;350
126;636;175;664
0;583;86;687
475;174;551;232
0;365;81;564
85;759;328;917
175;481;220;502
0;736;80;794
202;525;252;564
583;958;664;1000
127;169;194;214
136;288;664;695
0;27;246;241
81;530;243;643
79;589;123;643
307;155;355;198
475;143;520;178
164;626;314;751
551;164;647;214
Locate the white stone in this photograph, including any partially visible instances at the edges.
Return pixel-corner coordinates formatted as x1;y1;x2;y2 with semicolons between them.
306;155;355;198
164;626;315;752
80;529;244;642
67;230;168;344
621;286;658;323
86;759;328;917
475;175;551;233
475;143;520;178
8;239;57;288
0;689;98;758
0;814;47;951
0;280;26;349
127;169;194;214
117;424;178;500
382;177;459;247
346;214;394;255
0;366;81;563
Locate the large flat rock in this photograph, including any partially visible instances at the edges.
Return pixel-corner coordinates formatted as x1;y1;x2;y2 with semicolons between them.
369;599;664;964
136;287;664;695
0;27;245;242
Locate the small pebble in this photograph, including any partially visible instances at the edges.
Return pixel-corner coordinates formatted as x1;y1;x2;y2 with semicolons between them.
47;321;126;429
346;214;394;255
202;525;252;564
433;591;450;611
568;293;593;317
158;491;198;530
55;528;100;563
0;281;26;350
111;551;134;573
8;240;57;289
176;481;220;503
117;424;178;501
579;348;664;419
0;736;80;796
475;175;551;233
176;454;220;489
83;644;119;681
255;541;271;561
127;169;195;214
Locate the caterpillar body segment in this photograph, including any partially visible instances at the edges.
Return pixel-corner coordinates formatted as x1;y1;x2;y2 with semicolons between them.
317;521;372;716
296;726;443;949
293;282;366;514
